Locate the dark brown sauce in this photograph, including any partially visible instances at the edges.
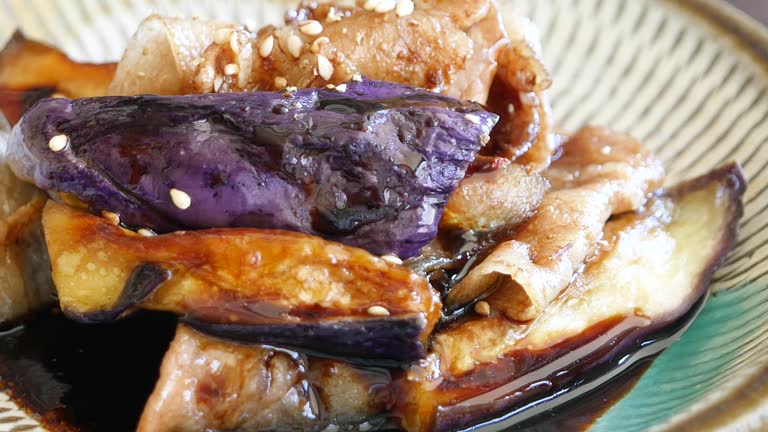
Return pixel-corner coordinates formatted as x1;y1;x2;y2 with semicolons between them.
0;300;700;432
0;310;177;432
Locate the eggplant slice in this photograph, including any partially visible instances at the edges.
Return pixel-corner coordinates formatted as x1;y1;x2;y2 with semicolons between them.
42;201;441;364
9;79;496;258
395;163;745;431
139;324;393;432
0;32;115;125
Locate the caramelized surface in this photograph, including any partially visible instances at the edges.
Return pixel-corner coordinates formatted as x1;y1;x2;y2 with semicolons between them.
0;33;115;124
139;325;393;432
396;163;744;431
42;201;440;362
447;127;665;320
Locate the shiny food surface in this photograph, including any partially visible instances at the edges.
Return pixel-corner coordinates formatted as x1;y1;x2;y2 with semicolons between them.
42;201;441;364
9;79;496;258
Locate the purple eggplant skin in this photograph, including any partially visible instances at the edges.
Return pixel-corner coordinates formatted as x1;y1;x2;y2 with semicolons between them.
183;315;428;367
8;79;497;258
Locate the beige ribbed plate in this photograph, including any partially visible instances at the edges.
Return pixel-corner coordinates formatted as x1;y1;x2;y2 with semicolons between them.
1;0;768;431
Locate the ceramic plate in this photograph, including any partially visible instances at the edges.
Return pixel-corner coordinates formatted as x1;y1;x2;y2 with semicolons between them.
1;0;767;431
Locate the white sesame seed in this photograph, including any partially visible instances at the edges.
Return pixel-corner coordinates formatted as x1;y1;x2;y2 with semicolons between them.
363;0;380;11
214;28;233;45
326;7;342;22
480;134;491;145
286;86;298;92
230;32;241;54
101;210;120;225
48;134;68;152
464;113;481;124
474;300;491;316
223;63;240;75
192;57;204;66
259;35;274;57
287;34;303;58
366;305;390;316
169;188;192;210
137;228;156;237
352;73;362;82
507;104;516;114
299;20;323;36
317;54;334;81
335;83;347;92
325;84;336;90
601;145;612;155
274;76;288;88
380;254;402;265
137;71;146;77
213;75;224;92
311;36;330;54
395;0;415;16
375;0;396;13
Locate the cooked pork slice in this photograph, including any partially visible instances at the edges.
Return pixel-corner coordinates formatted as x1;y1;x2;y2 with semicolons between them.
446;127;665;320
138;325;393;432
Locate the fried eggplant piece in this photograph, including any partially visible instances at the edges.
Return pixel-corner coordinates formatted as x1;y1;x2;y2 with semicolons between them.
396;163;745;431
446;127;665;320
0;112;53;322
9;80;496;258
42;201;441;364
0;32;115;124
138;325;393;432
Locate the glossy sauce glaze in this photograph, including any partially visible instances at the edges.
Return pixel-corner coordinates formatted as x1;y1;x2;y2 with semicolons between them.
0;294;704;432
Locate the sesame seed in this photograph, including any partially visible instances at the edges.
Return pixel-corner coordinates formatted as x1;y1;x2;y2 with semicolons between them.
287;34;303;58
325;84;336;90
366;305;390;316
48;134;69;152
375;0;396;13
359;422;373;432
474;300;491;316
214;28;233;45
192;57;204;66
286;86;298;92
380;254;402;265
507;104;516;114
274;76;288;88
335;83;347;92
137;71;146;77
311;36;330;54
480;134;490;145
259;35;274;57
395;0;414;16
355;32;363;44
299;20;323;36
363;0;380;11
224;63;240;75
601;146;611;155
169;188;192;210
101;210;120;225
352;73;362;82
317;54;334;80
137;228;156;237
464;113;481;124
230;32;241;54
142;47;149;56
213;75;224;92
326;7;342;22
